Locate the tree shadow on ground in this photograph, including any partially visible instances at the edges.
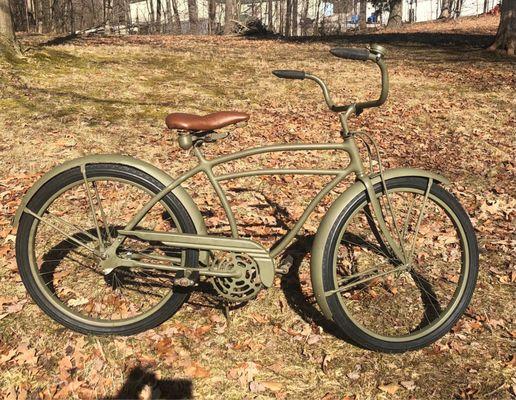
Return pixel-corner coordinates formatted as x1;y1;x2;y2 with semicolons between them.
248;31;515;64
103;365;193;399
277;32;495;48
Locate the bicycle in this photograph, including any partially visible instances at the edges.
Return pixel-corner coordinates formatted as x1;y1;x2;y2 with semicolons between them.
14;44;478;352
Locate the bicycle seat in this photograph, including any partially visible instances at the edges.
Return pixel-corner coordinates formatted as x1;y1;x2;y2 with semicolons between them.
165;111;249;131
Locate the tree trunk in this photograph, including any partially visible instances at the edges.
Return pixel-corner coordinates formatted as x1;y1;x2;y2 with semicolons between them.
104;0;113;34
156;0;162;32
208;0;216;33
359;0;366;29
42;0;50;32
387;0;402;28
300;0;308;34
124;0;132;33
69;0;74;33
314;0;321;35
147;0;155;33
439;0;452;18
285;0;292;35
292;0;298;35
170;0;181;33
453;0;463;18
187;0;199;34
224;0;234;34
0;0;19;55
268;0;273;31
489;0;516;55
279;0;284;34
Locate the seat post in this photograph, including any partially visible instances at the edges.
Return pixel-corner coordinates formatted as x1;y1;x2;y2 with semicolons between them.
193;143;206;162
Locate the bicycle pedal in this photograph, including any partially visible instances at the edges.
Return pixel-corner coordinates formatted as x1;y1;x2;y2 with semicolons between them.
277;255;294;275
173;277;196;287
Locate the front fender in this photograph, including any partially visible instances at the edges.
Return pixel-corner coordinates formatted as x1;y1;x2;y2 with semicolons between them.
13;154;209;264
310;168;450;321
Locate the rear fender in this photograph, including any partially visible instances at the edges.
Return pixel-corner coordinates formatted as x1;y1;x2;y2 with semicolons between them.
13;154;209;265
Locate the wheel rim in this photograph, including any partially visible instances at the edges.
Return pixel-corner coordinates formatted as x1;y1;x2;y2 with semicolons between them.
27;173;188;327
331;185;470;342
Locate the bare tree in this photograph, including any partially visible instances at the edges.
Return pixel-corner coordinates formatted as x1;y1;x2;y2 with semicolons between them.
104;0;113;33
187;0;199;33
489;0;516;55
208;0;216;33
0;0;19;55
439;0;452;18
170;0;181;33
359;0;366;29
285;0;292;35
156;0;162;32
224;0;235;33
387;0;402;27
69;0;75;33
292;0;298;35
268;0;273;31
453;0;463;18
300;0;309;34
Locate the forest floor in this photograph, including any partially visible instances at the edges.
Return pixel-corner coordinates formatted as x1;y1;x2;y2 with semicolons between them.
0;14;514;400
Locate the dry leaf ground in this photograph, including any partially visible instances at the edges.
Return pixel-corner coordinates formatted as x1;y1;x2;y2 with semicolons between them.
0;15;515;400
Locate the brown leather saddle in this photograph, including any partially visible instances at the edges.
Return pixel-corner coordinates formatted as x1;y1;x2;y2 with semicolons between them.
165;111;249;132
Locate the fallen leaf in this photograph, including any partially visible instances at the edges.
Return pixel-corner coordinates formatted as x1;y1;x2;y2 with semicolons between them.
249;380;266;392
67;297;89;307
261;381;283;392
184;361;210;378
347;371;360;380
401;380;416;391
58;356;73;381
379;383;400;395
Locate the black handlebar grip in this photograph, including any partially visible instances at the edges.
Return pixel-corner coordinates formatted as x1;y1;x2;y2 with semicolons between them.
272;70;306;80
330;48;371;61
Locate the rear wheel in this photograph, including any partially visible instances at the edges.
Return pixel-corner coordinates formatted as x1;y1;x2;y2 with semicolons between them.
16;163;199;335
321;177;478;352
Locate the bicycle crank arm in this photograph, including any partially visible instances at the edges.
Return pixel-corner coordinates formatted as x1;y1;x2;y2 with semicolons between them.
116;230;276;287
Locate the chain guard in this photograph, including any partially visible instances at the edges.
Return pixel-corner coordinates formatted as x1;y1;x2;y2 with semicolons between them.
211;253;264;302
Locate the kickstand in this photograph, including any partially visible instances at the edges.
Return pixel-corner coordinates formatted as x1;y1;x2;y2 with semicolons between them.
222;301;231;328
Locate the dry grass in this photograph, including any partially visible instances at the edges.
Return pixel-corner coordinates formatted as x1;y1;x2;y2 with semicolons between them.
0;15;515;399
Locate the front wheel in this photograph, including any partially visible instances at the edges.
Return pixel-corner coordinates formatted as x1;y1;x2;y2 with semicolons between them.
321;176;478;352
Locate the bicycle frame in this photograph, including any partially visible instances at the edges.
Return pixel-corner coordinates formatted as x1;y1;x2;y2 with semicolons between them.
113;133;407;279
120;139;363;256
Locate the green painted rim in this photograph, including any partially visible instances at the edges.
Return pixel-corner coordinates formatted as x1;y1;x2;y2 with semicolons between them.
27;173;186;328
332;185;470;342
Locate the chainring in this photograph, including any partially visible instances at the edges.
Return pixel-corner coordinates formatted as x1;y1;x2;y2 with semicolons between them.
211;253;264;302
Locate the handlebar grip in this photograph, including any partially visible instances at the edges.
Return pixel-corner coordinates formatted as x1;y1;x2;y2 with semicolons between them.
330;47;371;61
272;70;306;80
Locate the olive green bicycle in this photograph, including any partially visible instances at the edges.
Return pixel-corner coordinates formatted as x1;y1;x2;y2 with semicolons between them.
14;44;478;352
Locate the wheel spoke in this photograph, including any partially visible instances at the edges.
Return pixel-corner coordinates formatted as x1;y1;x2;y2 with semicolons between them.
81;167;105;252
408;178;432;263
25;207;101;257
326;264;408;296
92;181;113;242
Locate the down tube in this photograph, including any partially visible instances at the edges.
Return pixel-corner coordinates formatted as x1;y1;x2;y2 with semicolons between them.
270;171;351;258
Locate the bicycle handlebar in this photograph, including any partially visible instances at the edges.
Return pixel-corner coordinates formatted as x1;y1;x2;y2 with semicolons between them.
272;44;389;117
329;47;373;61
272;70;306;80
